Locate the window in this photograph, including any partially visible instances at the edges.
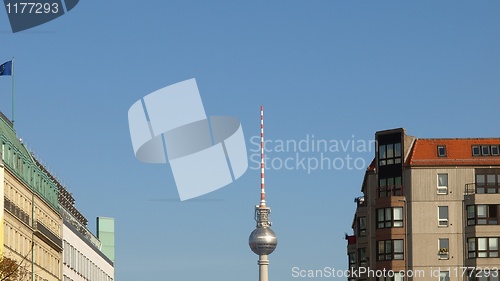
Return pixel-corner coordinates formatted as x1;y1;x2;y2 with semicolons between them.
358;248;367;267
467;205;499;225
438;206;449;227
377;208;391;228
377;239;404;261
378;143;402;166
476;173;500;194
437;145;447;157
476;174;485;193
437;174;448;194
487;174;497;193
377;207;403;228
467;205;477;225
393;207;403;227
379;145;386;164
473;145;500;157
467;205;475;225
468;237;499;258
492;146;500;156
358;217;366;237
378;176;403;197
439;271;450;281
378;179;386;197
348;252;356;268
438;238;449;259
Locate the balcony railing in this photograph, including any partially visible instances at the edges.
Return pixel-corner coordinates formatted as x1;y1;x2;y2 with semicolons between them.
465;183;500;195
378;185;404;197
4;197;30;226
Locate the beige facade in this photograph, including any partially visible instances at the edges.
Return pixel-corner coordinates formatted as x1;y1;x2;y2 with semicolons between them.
347;128;500;281
0;113;115;281
3;167;63;281
1;115;62;281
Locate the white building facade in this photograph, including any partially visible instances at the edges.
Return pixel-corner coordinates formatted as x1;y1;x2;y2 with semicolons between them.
59;185;114;281
62;220;114;281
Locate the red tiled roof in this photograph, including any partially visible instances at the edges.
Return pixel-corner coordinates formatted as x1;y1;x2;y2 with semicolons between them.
367;158;376;171
408;138;500;166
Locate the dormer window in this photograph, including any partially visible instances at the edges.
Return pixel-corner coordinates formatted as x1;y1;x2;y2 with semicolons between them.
437;145;446;157
473;146;481;156
482;146;490;156
492;146;499;156
473;145;500;156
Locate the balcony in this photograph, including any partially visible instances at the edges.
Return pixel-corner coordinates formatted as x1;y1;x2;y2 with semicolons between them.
465;183;500;209
377;185;404;197
465;183;500;195
34;220;62;252
345;234;356;245
4;197;30;226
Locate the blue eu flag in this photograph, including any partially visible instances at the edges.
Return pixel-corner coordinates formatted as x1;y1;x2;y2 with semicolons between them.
0;61;12;76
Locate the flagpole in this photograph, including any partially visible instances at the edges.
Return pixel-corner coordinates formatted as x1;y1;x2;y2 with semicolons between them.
11;57;14;128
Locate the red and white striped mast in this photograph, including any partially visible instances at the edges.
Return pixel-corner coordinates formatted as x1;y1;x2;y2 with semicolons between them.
249;105;277;281
260;105;266;207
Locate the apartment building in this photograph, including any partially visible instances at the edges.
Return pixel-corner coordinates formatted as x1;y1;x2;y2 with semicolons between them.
1;113;62;281
347;128;500;281
60;184;114;281
0;112;115;281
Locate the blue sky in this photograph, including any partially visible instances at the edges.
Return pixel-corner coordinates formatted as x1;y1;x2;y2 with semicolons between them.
1;1;499;280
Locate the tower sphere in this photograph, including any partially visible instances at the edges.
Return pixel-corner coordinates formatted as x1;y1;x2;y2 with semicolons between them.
249;227;278;255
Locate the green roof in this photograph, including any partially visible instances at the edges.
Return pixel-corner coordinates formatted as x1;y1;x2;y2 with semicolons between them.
0;116;59;211
0;117;32;160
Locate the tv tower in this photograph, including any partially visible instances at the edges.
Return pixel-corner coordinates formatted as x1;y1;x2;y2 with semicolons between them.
249;105;278;281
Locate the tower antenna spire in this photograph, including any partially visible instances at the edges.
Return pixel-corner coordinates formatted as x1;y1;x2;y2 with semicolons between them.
249;105;277;281
260;105;266;207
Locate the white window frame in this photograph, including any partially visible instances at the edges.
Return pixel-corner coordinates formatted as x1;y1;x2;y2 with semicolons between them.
437;173;448;195
438;206;449;227
482;145;490;155
439;271;450;281
472;145;481;156
437;145;446;157
438;238;449;260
